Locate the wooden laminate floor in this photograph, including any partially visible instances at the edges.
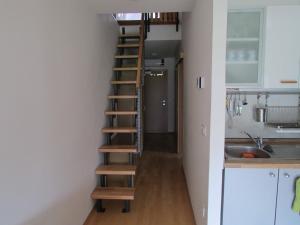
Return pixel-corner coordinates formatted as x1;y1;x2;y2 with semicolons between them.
84;151;196;225
144;133;177;154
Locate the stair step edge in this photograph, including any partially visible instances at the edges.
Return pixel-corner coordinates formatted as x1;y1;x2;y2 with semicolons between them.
98;145;138;153
91;187;135;200
96;165;136;175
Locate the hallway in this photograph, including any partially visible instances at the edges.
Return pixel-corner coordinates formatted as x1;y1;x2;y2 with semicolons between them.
84;151;196;225
144;133;177;153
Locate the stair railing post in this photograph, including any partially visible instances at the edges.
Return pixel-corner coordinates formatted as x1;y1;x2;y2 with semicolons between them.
176;12;179;32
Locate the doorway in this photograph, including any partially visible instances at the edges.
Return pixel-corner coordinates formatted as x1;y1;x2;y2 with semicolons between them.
142;38;183;154
144;69;168;133
143;69;177;153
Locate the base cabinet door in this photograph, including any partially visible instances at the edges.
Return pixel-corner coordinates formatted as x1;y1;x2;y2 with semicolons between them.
276;169;300;225
222;168;278;225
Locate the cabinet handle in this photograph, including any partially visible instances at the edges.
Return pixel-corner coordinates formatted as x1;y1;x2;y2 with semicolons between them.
280;80;298;84
269;172;276;178
284;173;290;178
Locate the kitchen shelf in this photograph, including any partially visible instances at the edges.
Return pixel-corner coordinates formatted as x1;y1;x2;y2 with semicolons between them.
226;61;258;65
226;10;263;86
227;38;259;42
226;88;300;95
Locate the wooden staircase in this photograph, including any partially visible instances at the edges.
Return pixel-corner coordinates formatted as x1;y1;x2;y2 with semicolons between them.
91;20;144;213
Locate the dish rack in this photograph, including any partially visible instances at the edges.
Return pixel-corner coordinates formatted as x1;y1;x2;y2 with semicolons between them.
266;106;300;128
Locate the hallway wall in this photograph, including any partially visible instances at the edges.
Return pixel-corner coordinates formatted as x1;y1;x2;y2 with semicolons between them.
0;1;118;225
182;0;227;224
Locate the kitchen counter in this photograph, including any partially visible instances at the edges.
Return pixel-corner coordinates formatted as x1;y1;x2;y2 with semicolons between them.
226;138;300;145
225;159;300;168
225;139;300;168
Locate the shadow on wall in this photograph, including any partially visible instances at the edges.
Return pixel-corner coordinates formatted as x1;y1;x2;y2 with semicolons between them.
15;185;94;225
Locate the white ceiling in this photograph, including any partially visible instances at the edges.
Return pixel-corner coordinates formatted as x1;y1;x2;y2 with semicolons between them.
228;0;300;8
145;40;180;59
88;0;195;13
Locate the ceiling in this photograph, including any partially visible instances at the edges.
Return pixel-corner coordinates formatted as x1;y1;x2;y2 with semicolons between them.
228;0;300;8
145;40;180;59
88;0;195;13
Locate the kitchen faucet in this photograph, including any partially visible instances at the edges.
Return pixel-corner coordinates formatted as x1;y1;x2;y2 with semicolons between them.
243;131;264;149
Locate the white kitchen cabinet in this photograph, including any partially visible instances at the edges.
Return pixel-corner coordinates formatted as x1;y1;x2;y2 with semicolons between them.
264;6;300;89
276;169;300;225
226;10;264;87
222;168;300;225
222;168;278;225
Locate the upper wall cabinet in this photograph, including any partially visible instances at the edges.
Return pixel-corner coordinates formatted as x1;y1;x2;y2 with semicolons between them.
226;10;264;87
264;6;300;89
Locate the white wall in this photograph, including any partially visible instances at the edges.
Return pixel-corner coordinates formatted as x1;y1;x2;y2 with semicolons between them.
145;58;176;132
226;94;300;138
0;1;118;224
228;0;300;9
182;0;227;224
89;0;195;13
147;25;182;41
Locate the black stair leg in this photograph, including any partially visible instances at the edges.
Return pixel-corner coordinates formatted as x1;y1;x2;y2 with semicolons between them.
96;200;106;213
122;200;130;213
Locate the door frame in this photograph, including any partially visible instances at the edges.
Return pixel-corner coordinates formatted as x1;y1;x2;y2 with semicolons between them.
143;69;169;133
176;58;184;154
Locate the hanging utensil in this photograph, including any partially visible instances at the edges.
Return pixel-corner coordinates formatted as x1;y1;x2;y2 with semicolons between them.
242;94;248;105
233;94;237;117
227;94;234;128
237;94;243;116
255;94;267;123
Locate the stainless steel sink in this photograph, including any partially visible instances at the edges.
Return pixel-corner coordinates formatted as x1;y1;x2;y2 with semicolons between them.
225;145;271;159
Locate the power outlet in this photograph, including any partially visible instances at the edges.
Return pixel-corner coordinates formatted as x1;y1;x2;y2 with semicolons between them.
202;206;206;218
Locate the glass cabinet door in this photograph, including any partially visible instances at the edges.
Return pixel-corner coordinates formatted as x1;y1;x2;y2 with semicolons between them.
226;10;263;86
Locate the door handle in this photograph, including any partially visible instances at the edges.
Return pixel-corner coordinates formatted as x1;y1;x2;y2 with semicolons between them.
283;173;290;178
269;172;276;178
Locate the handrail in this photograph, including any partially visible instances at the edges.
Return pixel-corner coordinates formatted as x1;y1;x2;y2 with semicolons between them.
136;18;145;89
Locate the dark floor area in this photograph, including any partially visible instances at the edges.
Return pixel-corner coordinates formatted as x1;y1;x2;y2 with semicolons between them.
144;132;177;153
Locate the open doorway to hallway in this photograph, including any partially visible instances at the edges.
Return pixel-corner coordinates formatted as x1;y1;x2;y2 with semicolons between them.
143;41;183;154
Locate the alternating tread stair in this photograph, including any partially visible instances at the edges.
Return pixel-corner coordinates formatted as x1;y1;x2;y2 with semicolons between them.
91;23;144;213
113;67;138;71
98;145;138;153
111;80;137;85
108;95;138;99
117;43;140;48
105;110;137;116
96;165;136;175
92;187;135;200
119;34;140;39
115;55;138;59
102;127;137;133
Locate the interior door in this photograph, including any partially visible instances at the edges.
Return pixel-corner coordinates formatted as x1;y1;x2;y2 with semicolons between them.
144;70;168;133
276;169;300;225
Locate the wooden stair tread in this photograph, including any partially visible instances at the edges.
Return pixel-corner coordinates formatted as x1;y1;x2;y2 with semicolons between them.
98;145;137;153
117;44;140;48
105;110;137;115
115;55;139;59
119;34;140;38
102;127;137;133
91;187;135;200
96;165;136;175
113;67;138;71
111;80;137;85
108;95;138;99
